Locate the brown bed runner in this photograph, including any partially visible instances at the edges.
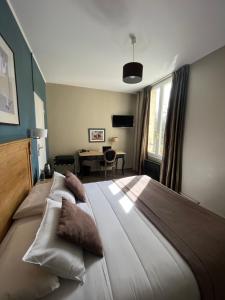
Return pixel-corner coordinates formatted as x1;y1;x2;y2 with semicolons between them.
114;175;225;300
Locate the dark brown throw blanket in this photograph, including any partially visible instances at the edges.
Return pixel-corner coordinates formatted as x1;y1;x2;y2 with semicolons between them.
114;175;225;300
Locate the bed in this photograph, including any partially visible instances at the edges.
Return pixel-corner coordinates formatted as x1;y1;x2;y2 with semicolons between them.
0;139;225;300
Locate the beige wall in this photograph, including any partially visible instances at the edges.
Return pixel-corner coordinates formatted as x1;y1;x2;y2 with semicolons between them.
182;46;225;217
46;83;136;169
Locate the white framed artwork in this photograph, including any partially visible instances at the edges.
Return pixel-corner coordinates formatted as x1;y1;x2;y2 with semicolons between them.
0;35;19;125
88;128;105;143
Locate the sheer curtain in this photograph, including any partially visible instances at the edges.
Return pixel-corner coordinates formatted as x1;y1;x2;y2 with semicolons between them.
133;86;151;174
160;65;190;192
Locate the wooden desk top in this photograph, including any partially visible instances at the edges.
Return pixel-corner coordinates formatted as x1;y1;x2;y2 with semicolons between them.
79;150;126;157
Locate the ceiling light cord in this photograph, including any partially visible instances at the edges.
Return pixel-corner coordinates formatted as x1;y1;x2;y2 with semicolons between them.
130;34;136;62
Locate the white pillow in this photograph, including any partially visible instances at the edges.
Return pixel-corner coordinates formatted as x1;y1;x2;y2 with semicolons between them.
0;216;60;300
23;198;85;283
50;171;76;203
13;181;52;219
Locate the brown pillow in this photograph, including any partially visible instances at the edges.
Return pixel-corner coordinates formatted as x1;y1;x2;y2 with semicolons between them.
57;199;103;257
65;171;86;202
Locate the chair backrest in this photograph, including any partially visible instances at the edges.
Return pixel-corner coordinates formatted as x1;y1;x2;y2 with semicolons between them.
102;146;111;153
104;149;116;163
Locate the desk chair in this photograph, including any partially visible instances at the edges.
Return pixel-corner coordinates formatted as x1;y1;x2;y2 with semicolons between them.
100;149;116;178
102;146;111;153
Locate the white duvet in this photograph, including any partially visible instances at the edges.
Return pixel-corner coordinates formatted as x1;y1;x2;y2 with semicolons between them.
44;180;200;300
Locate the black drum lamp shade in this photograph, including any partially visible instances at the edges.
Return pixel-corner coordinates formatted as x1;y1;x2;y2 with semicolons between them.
123;34;143;84
123;62;143;84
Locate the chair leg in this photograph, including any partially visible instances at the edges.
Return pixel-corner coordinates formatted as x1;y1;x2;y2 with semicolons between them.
104;168;107;178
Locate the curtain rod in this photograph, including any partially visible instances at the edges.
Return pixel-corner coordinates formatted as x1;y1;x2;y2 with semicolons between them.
136;72;172;94
151;64;189;86
151;73;172;87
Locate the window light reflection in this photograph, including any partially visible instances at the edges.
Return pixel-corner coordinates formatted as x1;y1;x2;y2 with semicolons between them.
129;176;150;198
108;183;121;195
119;196;134;213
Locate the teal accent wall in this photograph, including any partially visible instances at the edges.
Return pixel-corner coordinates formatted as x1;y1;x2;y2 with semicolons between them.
0;0;47;182
32;57;49;157
32;58;46;101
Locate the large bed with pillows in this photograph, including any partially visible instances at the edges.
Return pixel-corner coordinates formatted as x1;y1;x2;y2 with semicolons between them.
1;139;225;300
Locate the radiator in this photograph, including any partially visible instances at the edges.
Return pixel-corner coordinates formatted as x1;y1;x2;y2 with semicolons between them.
143;159;161;181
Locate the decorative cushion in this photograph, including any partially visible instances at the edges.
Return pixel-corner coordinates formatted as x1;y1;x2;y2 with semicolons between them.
65;171;86;202
0;216;60;300
50;171;76;203
23;198;85;283
13;180;52;220
57;199;103;257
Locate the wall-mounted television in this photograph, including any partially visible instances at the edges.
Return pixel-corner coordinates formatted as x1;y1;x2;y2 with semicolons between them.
112;115;134;128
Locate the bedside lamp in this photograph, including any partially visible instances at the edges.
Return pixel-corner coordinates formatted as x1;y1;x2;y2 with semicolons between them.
111;136;119;150
31;128;48;156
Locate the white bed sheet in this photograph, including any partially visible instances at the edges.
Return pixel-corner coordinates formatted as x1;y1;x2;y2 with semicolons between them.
44;180;200;300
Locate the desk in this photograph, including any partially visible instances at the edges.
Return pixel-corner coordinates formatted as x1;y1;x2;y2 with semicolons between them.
79;151;126;176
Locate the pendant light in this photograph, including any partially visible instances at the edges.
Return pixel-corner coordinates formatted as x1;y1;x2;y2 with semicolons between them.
123;34;143;84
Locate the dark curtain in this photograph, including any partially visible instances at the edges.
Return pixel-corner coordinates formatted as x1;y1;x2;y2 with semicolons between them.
137;86;151;174
160;65;190;192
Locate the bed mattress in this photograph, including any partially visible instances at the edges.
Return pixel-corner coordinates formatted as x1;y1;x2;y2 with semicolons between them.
44;180;200;300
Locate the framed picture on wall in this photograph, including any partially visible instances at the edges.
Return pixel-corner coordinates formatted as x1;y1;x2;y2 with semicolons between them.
0;34;19;125
88;128;105;142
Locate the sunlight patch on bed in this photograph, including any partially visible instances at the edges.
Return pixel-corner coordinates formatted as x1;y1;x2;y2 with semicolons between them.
129;176;151;197
108;183;121;195
119;196;134;213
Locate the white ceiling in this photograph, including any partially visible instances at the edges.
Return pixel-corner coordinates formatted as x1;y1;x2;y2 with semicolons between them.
9;0;225;93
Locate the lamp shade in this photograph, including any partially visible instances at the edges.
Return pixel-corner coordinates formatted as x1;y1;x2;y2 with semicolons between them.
123;62;143;84
31;128;48;139
111;137;119;143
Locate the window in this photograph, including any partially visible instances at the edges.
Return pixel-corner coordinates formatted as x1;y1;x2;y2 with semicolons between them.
148;78;172;160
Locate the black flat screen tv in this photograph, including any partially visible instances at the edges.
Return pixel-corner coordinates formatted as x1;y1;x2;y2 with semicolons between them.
112;115;134;128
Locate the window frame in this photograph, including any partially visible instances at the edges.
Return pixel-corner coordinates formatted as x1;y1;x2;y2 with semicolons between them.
147;77;172;162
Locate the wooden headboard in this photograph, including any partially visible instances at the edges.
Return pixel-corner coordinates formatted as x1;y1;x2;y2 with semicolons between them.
0;139;33;242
